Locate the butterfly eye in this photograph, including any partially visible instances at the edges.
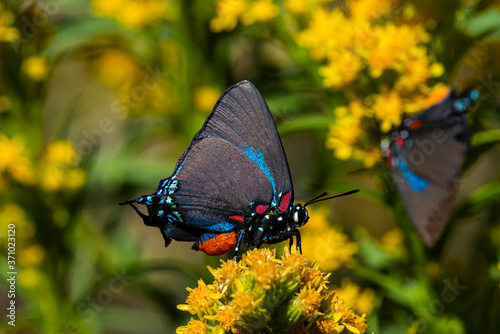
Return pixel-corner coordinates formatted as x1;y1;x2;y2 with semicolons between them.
293;205;308;226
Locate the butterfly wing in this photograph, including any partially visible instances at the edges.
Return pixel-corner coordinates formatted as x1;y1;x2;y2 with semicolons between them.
387;90;476;246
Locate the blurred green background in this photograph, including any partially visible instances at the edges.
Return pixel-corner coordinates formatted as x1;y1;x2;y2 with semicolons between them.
1;0;500;333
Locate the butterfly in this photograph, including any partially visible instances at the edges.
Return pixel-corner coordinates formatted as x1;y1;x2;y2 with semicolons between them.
381;89;478;247
121;80;357;256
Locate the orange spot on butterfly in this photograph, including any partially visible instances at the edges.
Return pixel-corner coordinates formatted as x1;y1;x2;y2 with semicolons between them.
198;232;238;255
408;119;424;131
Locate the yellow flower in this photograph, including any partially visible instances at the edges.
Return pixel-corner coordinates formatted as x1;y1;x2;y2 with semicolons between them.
326;104;364;161
92;0;170;29
178;248;368;333
380;228;406;260
242;0;280;25
176;318;209;334
210;0;248;32
90;49;140;90
19;244;46;266
22;56;48;81
371;90;403;133
0;203;35;240
210;0;278;32
38;140;86;192
0;4;19;42
320;53;362;89
0;134;35;186
349;0;392;22
301;207;358;271
296;8;349;61
335;278;376;315
194;86;222;113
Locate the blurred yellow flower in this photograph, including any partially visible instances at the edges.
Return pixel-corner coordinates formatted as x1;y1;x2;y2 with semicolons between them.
380;228;407;261
177;248;368;333
210;0;247;32
91;49;140;90
296;8;349;61
349;0;392;22
320;52;362;89
92;0;170;29
22;56;49;81
371;90;403;133
301;207;358;271
39;140;86;192
242;0;280;25
335;278;376;315
0;203;35;240
326;104;363;161
210;0;279;32
0;134;35;186
0;4;19;42
19;244;46;266
194;86;222;113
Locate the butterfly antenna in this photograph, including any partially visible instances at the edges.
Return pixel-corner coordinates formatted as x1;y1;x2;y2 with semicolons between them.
304;189;359;207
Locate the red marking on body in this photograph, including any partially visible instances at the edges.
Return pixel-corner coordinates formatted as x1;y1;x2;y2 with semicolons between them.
395;137;405;148
255;204;269;215
408;119;423;131
229;215;245;223
198;232;238;256
278;191;291;212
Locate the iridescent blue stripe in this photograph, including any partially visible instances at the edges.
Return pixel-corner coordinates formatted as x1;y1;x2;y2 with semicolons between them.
397;159;429;192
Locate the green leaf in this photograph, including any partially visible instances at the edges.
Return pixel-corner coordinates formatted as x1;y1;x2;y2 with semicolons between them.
278;115;332;135
471;129;500;146
462;7;500;38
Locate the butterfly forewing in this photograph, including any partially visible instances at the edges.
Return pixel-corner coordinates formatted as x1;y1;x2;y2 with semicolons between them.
186;81;294;209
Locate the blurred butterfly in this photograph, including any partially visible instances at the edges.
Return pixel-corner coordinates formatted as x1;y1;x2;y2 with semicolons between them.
381;89;478;246
121;80;357;255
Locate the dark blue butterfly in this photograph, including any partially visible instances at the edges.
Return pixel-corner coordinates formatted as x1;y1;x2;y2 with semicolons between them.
121;81;355;255
381;89;478;246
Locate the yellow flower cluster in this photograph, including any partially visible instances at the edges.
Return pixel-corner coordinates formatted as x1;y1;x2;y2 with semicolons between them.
177;248;368;334
0;203;45;288
210;0;280;32
38;140;86;192
0;134;85;192
92;0;171;29
289;0;445;165
301;207;359;272
0;134;36;186
0;3;19;42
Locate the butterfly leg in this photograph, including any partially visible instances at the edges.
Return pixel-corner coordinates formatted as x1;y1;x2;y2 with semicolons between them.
122;201;155;226
233;231;245;257
294;229;302;254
